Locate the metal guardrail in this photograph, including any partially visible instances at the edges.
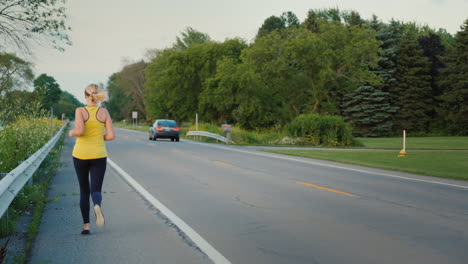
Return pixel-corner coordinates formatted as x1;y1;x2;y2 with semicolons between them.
186;131;235;144
0;124;66;218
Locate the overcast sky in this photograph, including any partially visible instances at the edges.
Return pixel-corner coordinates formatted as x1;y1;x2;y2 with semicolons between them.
31;0;468;103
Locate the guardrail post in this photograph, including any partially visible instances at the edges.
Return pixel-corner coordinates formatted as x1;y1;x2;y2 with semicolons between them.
222;124;232;144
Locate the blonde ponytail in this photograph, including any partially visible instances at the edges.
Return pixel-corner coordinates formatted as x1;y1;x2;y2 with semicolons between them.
85;84;107;103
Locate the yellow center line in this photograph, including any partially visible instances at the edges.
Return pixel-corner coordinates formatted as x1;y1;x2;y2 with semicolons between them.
213;161;232;166
296;181;356;197
171;149;181;153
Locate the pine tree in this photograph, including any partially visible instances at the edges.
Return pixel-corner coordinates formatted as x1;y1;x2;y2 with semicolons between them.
391;30;432;133
373;20;404;94
342;86;398;137
418;33;446;97
438;19;468;135
418;33;446;125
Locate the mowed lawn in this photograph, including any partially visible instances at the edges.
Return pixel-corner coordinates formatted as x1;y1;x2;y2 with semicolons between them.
264;149;468;181
358;136;468;149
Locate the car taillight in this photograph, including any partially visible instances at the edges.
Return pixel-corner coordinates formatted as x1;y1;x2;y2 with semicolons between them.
156;126;163;130
173;127;179;131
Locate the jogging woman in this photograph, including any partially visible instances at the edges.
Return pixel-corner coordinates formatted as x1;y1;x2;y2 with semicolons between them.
69;84;115;235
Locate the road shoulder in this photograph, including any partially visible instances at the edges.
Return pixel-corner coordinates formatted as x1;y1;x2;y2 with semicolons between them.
29;134;211;264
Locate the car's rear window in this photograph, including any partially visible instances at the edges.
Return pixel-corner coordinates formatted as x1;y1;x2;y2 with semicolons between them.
157;120;177;127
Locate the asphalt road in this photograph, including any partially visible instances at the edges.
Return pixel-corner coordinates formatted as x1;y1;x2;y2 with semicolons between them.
30;127;468;264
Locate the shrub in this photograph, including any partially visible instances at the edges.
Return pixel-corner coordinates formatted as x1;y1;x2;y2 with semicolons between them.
183;122;285;145
286;114;356;146
0;117;61;173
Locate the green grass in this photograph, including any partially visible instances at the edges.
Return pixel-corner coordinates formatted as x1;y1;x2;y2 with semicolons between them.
264;149;468;181
0;126;66;264
358;136;468;149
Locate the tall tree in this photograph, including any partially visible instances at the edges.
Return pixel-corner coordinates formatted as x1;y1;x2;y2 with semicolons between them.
198;39;248;123
54;91;83;119
105;73;130;121
372;20;404;94
256;15;286;38
346;11;364;27
33;73;62;111
281;11;300;28
418;33;446;97
438;19;468;135
391;30;432;132
0;53;34;95
342;85;397;137
0;0;71;53
145;38;247;122
119;60;148;119
144;49;175;120
243;24;380;122
257;11;300;38
173;27;211;50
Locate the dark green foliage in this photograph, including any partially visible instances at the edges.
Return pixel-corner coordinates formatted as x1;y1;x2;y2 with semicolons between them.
144;36;247;122
438;20;468;135
303;8;363;29
371;20;404;94
391;30;432;133
232;65;285;130
104;61;148;121
256;16;286;38
286;114;355;146
281;11;300;28
0;238;8;263
54;91;83;120
346;11;364;27
342;86;398;137
33;74;62;111
137;9;463;135
0;53;34;94
418;33;446;97
174;27;211;50
105;73;130;120
256;11;300;38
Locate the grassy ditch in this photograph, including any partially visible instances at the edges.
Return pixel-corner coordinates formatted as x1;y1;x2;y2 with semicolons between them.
264;149;468;181
115;121;467;180
115;121;468;150
359;136;468;149
0;126;65;264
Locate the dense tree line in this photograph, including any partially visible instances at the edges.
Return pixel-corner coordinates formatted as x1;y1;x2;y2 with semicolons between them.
0;52;82;124
0;0;75;124
106;8;468;136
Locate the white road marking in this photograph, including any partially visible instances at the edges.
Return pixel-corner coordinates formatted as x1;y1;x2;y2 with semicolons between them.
108;158;231;264
185;141;468;190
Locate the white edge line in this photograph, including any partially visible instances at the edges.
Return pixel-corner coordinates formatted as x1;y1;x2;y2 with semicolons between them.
107;158;231;264
185;141;468;190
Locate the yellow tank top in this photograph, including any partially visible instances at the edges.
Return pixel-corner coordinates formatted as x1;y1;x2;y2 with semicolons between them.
72;106;107;159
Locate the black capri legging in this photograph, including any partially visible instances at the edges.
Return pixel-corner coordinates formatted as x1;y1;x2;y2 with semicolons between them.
73;157;107;224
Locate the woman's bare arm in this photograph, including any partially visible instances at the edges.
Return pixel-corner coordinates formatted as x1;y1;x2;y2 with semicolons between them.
69;108;85;137
103;109;115;141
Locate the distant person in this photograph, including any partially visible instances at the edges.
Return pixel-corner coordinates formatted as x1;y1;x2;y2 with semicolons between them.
69;84;115;235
